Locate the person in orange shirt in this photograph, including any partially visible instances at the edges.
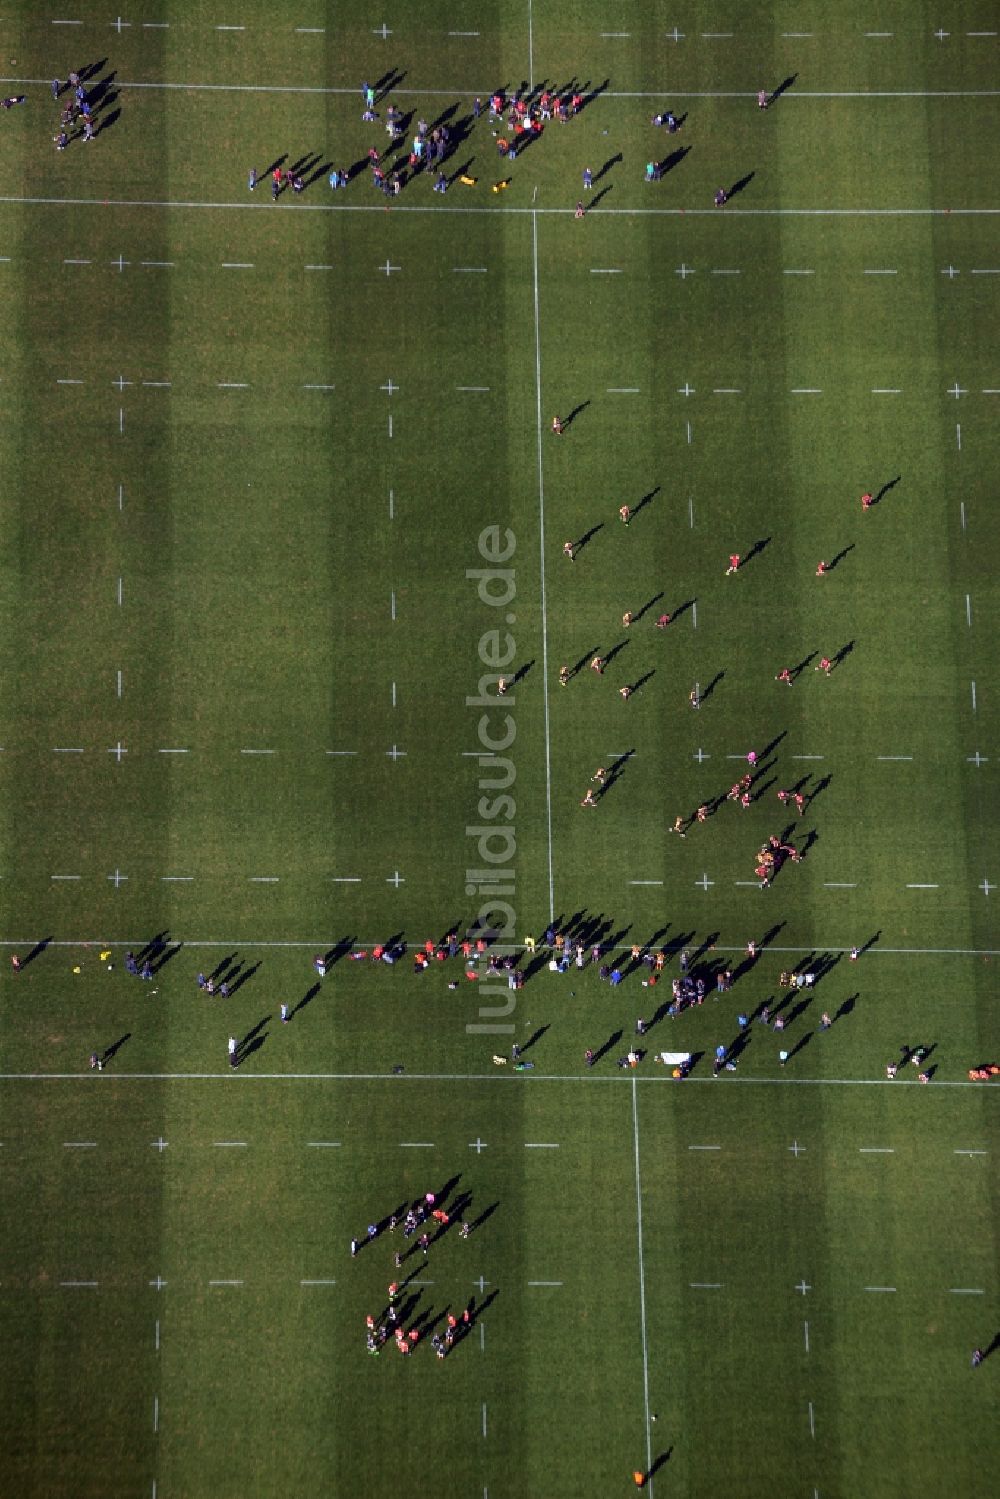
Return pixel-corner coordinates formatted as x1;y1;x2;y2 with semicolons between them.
816;560;828;577
861;491;873;511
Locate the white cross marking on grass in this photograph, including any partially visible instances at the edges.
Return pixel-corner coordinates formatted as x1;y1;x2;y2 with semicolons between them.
693;748;710;762
934;29;950;41
981;879;996;896
149;1276;167;1290
108;742;128;762
469;1137;488;1153
666;27;685;41
387;871;405;887
151;1138;168;1152
968;752;988;766
113;254;129;273
795;1280;811;1296
373;23;392;38
677;381;696;396
789;1140;805;1156
675;264;695;279
380;261;400;277
474;1275;490;1293
947;382;968;398
695;874;714;890
941;264;959;277
108;869;128;888
114;15;129;33
113;374;133;391
380;379;399;395
386;745;406;760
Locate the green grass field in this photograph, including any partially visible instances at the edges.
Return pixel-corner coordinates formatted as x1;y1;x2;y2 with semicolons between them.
0;3;998;1495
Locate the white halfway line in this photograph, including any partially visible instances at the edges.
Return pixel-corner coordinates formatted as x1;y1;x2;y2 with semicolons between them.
689;1144;721;1151
525;1142;559;1148
859;1147;894;1154
950;1287;985;1294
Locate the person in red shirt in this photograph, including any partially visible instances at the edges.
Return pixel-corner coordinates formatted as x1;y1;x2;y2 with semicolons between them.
816;560;827;577
793;793;805;815
861;491;873;511
656;613;671;628
619;504;631;526
816;656;832;675
775;667;792;685
725;553;740;575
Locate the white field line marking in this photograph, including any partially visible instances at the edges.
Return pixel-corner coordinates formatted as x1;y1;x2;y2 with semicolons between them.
690;1282;723;1288
824;882;857;888
221;262;253;268
859;1147;895;1153
692;600;697;627
607;387;640;393
950;1287;985;1294
213;1141;247;1147
865;32;893;38
906;883;939;889
601;31;630;37
158;748;190;754
808;1402;815;1438
302;383;335;391
713;387;741;393
241;748;275;755
119;408;125;434
804;1320;810;1352
142;261;174;267
400;1142;435;1147
142;381;171;388
330;877;361;883
390;591;396;620
388;413;393;439
306;1141;341;1147
295;27;326;33
3;1070;997;1089
971;680;977;711
51;875;81;881
531;209;555;922
957;423;962;450
954;1149;987;1156
64;1141;97;1147
457;385;490;391
60;1280;98;1286
305;264;333;271
687;420;692;444
688;1144;721;1151
64;258;91;264
792;754;824;760
481;1403;487;1438
53;747;84;753
57;378;83;385
326;750;358;756
688;496;694;527
784;269;814;275
161;877;194;883
218;382;249;388
448;31;480;37
392;681;397;706
300;1278;337;1285
525;1142;559;1148
527;1280;563;1285
117;577;122;606
249;877;279;883
961;501;967;529
791;387;822;394
631;1079;653;1484
208;1280;244;1285
117;670;122;698
711;269;740;276
872;388;901;394
630;880;664;886
153;1396;158;1433
864;1285;896;1292
877;754;913;761
155;1319;160;1350
453;266;487;272
864;269;897;275
590;267;623;273
215;25;245;31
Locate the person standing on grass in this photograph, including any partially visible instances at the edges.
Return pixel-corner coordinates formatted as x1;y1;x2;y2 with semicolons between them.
689;685;700;710
583;166;593;190
757;89;769;110
816;560;828;577
228;1035;238;1069
670;814;686;837
51;77;61;99
280;1002;289;1024
248;167;257;191
619;504;631;526
551;415;564;435
726;552;741;575
271;167;281;201
816;656;832;675
574;200;585;219
861;491;873;511
776;667;792;685
563;540;575;561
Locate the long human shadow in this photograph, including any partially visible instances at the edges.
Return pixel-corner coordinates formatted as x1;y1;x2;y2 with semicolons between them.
670;597;696;622
804;773;832;809
790;650;818;679
510;659;535;686
101;1033;131;1065
632;591;664;622
447;156;475;186
784;1031;812;1064
468;1200;499;1234
581;77;610;111
632;483;661;520
229;960;261;995
237;1015;270;1064
290;983;321;1019
593;151;621;183
700;669;725;703
769;73;798;104
727;170;755;198
21;936;53;968
521;1024;549;1053
574;522;604;556
873;474;901;505
603;638;630;669
564;399;591;428
741;536;771;569
593;1029;622;1065
626;669;656;697
586;184;613;210
375;68;406;101
662;143;691;174
832;639;856;669
827;542;855;571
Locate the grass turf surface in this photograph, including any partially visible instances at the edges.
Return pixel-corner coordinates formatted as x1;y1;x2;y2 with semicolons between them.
0;2;998;1495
